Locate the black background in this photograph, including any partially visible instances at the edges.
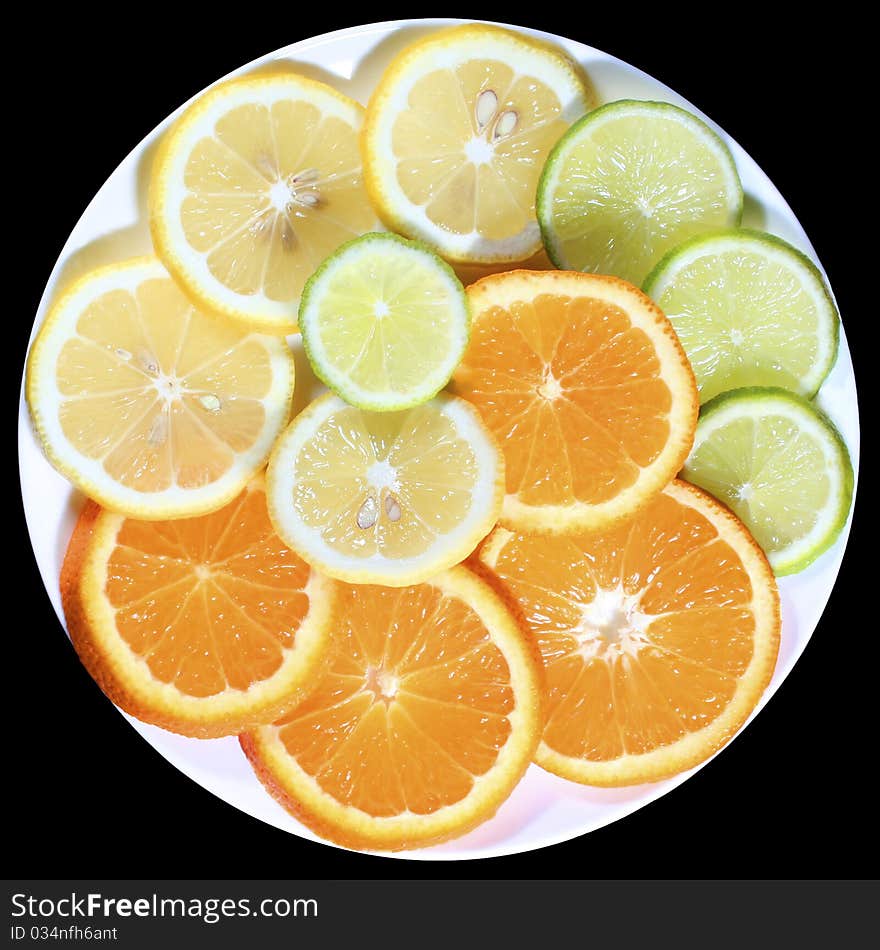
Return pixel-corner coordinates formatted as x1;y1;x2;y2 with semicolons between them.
9;8;871;879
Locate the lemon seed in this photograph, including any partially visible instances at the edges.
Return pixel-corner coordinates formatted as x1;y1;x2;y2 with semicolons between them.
494;110;518;139
385;494;402;522
357;496;379;529
476;89;498;128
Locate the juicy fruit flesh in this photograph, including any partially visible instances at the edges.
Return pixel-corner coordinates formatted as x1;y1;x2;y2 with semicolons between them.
106;486;311;697
453;292;672;505
549;113;737;284
57;278;270;492
656;247;824;403
294;404;480;559
308;242;464;398
274;582;514;816
685;412;831;555
392;62;570;239
488;489;758;761
182;101;374;301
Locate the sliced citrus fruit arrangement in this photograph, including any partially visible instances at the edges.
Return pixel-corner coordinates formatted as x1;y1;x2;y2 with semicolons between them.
644;229;840;403
477;479;780;785
25;19;858;854
362;24;595;263
538;100;743;285
451;270;698;532
299;232;470;410
241;567;542;851
266;392;503;586
60;476;335;738
683;387;854;575
150;73;379;333
26;258;294;519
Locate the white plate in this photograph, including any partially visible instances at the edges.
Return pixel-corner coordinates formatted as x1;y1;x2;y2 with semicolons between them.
18;18;860;860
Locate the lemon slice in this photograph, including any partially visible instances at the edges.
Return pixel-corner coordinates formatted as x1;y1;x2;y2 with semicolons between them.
362;24;595;264
150;73;380;333
26;258;294;519
300;232;470;410
538;100;743;285
266;392;504;585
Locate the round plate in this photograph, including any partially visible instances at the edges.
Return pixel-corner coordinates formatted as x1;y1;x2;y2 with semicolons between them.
18;18;860;860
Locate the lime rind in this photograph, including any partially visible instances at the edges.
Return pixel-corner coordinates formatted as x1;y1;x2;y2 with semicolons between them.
643;228;840;402
299;232;470;411
683;386;853;575
537;99;743;284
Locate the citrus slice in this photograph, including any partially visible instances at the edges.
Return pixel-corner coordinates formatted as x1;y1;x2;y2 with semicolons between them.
150;73;379;333
477;479;780;785
241;566;542;851
26;258;294;519
60;476;335;738
266;392;503;586
644;229;840;403
538;100;743;285
362;24;595;263
682;387;854;574
299;232;469;410
450;270;698;533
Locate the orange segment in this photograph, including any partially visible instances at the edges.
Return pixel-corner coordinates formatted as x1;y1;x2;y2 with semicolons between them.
60;476;335;738
241;567;542;852
452;270;698;532
477;479;780;785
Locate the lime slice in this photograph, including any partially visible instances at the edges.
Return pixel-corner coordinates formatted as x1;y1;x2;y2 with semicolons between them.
299;232;469;410
537;100;743;285
644;229;839;403
682;387;854;575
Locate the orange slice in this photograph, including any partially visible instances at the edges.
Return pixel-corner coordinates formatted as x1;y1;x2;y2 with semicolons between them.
477;480;780;785
451;270;698;532
242;567;542;851
61;476;335;738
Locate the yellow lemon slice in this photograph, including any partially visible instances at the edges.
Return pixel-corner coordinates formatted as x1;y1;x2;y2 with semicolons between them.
26;258;294;519
150;73;380;333
362;24;595;264
266;392;504;586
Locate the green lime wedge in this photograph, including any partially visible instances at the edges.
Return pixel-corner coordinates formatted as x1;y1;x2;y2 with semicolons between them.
299;232;469;411
537;100;743;285
644;229;839;403
683;387;854;575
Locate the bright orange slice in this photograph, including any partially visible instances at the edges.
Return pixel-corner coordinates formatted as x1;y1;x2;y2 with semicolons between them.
477;480;780;785
61;476;335;738
242;567;542;852
451;270;698;533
